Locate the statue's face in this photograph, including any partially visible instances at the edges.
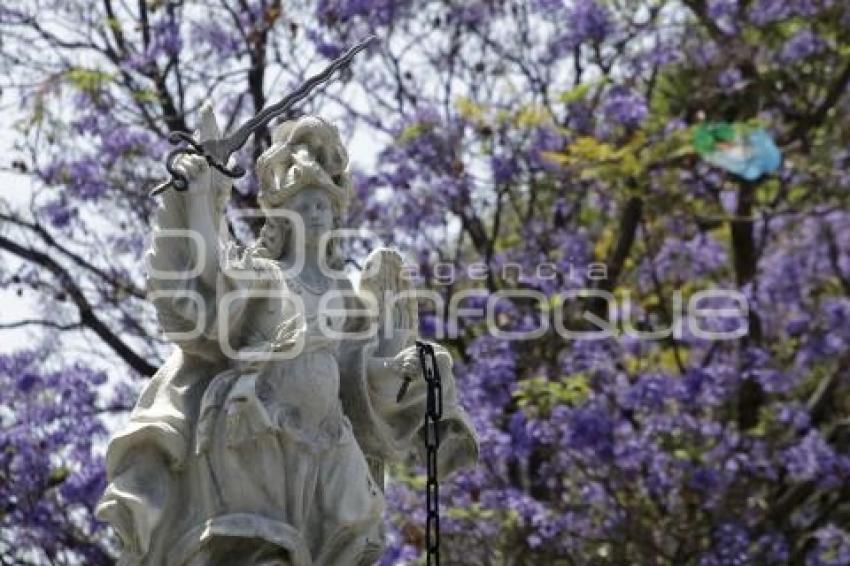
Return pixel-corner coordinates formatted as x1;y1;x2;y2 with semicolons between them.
286;185;335;241
261;218;285;258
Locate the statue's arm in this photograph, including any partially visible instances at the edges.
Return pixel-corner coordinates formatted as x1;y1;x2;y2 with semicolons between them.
170;154;226;290
155;101;230;291
337;284;478;479
146;104;241;353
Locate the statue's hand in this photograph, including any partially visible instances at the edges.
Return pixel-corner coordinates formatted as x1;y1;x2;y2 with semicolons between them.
393;346;423;382
171;153;211;195
389;345;424;403
272;314;305;352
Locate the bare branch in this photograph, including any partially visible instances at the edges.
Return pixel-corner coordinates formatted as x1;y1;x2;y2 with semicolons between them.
0;234;156;376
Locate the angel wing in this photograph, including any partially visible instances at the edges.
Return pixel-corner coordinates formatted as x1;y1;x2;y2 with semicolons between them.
348;248;480;491
357;247;419;357
352;247;419;489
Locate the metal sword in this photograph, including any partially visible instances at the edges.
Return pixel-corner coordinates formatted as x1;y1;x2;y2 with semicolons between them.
150;35;377;196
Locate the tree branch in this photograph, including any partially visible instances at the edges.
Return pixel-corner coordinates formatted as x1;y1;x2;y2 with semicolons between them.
0;318;82;330
0;212;145;299
0;234;156;376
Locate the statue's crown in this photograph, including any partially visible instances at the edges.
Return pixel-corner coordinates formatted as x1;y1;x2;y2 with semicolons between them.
256;115;352;212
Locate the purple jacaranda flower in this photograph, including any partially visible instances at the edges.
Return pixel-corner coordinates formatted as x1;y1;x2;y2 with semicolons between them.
6;1;850;562
152;18;182;58
306;28;343;59
689;465;722;493
602;87;648;128
490;155;518;184
460;335;517;409
617;372;672;412
699;523;751;565
775;402;812;432
39;198;76;228
782;430;844;485
785;314;810;336
190;21;241;57
780;29;825;62
680;365;739;406
528;126;565;169
749;0;828;25
68;158;110;199
71;114;101;135
316;0;408;27
16;371;40;392
568;0;612;46
708;0;739;35
450;3;487;26
566;100;594;133
567;405;614;458
101;127;152;164
718;67;746;90
1;352;110;562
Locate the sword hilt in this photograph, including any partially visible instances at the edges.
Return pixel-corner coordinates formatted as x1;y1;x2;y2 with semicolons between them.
150;132;245;196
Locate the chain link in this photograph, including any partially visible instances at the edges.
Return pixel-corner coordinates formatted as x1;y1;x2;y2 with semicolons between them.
417;341;442;566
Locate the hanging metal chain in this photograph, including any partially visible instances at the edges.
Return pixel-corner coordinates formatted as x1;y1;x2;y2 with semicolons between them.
417;341;442;566
396;341;443;564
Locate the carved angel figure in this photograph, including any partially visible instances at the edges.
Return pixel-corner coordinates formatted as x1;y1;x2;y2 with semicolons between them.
96;106;478;566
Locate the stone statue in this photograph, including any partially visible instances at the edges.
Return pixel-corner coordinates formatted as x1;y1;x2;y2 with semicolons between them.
96;106;478;566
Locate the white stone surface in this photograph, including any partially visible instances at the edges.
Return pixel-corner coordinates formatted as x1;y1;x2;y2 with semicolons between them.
96;107;478;566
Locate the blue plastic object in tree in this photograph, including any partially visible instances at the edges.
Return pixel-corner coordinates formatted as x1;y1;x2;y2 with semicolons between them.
701;127;782;181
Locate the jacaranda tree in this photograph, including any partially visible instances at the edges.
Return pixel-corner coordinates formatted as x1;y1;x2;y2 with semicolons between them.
1;1;849;564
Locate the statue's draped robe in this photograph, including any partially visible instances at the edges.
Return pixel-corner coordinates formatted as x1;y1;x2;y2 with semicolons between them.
96;189;477;566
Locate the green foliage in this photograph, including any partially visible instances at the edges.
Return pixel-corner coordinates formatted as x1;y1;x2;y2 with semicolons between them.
514;374;591;416
65;67;113;94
